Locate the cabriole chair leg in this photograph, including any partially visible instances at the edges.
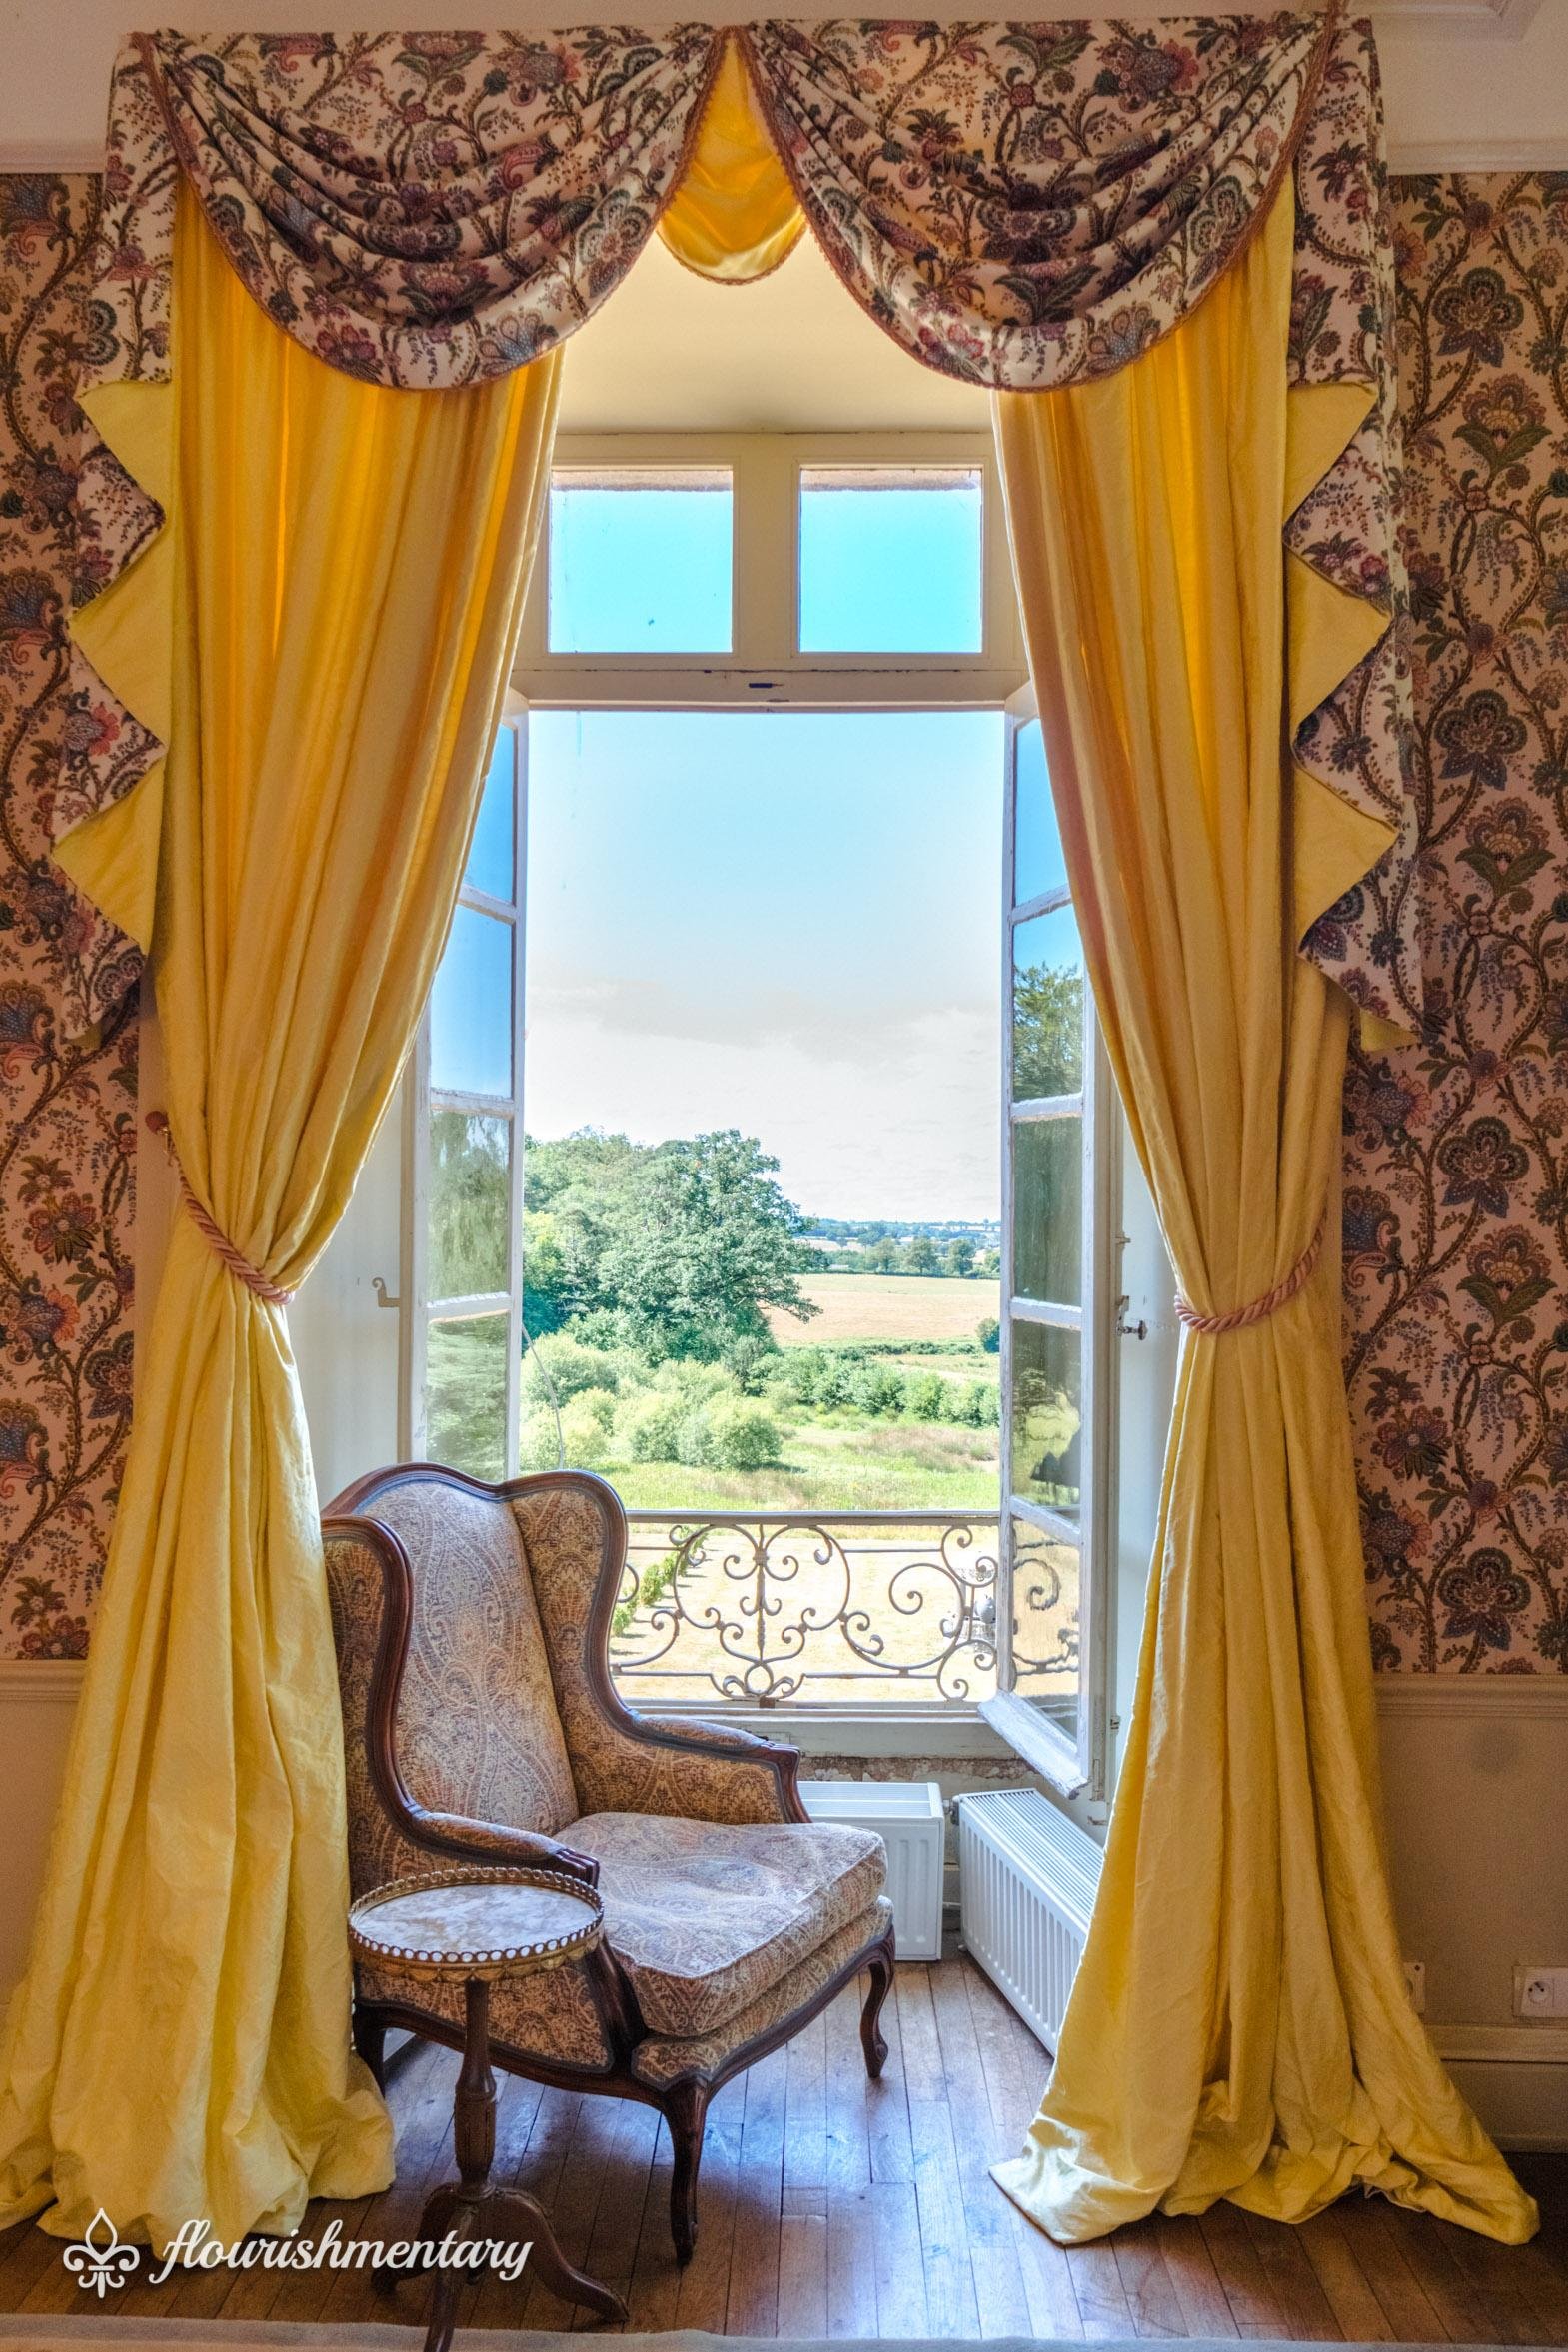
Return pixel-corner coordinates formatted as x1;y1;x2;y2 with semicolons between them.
665;2080;710;2264
859;1931;894;2080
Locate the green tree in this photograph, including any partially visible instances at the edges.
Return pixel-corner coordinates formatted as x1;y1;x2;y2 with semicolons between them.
428;1112;510;1299
595;1129;818;1361
944;1236;976;1278
977;1316;1000;1354
1013;960;1083;1099
905;1234;939;1275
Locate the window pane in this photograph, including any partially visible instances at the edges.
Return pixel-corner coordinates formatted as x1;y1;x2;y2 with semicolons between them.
1012;904;1083;1100
1010;1514;1079;1734
1009;1318;1081;1517
430;905;512;1099
1014;717;1065;905
466;728;515;902
548;469;732;653
798;467;982;653
428;1111;510;1301
427;1309;508;1482
1013;1114;1081;1307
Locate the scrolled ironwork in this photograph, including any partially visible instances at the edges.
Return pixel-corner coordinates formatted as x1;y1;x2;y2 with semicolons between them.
611;1508;1010;1708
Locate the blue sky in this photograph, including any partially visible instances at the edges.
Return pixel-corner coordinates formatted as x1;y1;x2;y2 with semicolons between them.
431;480;1005;1221
525;708;1003;1222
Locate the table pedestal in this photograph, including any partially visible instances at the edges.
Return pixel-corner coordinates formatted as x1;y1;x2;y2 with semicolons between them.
403;1977;628;2350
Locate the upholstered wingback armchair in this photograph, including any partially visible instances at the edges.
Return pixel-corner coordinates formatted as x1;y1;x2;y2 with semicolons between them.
323;1463;895;2260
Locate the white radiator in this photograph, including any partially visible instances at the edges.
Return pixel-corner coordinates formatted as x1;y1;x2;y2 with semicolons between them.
798;1778;944;1960
956;1788;1103;2049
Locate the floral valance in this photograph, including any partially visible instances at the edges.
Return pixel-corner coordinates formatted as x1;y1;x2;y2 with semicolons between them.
96;15;1340;398
67;12;1422;1042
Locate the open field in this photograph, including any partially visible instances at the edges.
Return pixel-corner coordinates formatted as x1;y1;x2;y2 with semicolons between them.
610;1411;998;1514
769;1272;1000;1346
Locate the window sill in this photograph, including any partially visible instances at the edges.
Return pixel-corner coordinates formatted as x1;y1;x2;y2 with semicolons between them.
626;1700;1021;1761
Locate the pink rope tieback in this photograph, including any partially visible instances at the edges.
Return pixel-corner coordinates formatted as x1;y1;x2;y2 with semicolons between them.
1174;1215;1326;1337
145;1112;295;1306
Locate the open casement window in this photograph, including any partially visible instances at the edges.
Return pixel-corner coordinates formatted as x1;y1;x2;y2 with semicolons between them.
399;448;1120;1766
401;703;528;1479
981;686;1118;1800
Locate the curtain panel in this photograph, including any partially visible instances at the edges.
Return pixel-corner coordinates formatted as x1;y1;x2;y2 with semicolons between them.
1;184;561;2246
73;15;1418;1041
991;182;1534;2252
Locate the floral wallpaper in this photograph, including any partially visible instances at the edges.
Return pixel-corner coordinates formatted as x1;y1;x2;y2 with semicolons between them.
0;165;1562;1673
0;174;138;1662
1345;172;1568;1674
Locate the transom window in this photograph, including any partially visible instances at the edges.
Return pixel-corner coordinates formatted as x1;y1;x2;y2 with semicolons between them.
404;439;1116;1798
516;433;1022;703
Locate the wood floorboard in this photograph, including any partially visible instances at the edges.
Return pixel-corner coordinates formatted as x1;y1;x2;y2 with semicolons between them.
1;1951;1563;2339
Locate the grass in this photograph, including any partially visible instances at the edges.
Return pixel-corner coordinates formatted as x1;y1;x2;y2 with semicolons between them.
769;1272;1000;1347
427;1317;1001;1510
611;1410;998;1513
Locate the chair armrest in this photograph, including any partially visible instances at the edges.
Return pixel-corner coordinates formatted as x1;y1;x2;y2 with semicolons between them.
405;1807;600;1888
596;1710;809;1824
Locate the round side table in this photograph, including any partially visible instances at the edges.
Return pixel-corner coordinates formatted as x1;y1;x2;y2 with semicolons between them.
349;1865;628;2349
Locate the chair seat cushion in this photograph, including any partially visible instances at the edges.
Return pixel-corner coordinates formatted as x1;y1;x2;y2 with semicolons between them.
630;1896;894;2089
566;1811;886;2038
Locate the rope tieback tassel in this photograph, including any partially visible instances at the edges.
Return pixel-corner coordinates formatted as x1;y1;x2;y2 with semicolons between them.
145;1111;296;1306
1174;1214;1326;1336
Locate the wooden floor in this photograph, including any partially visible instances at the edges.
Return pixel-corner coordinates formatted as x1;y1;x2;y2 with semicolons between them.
3;1953;1565;2341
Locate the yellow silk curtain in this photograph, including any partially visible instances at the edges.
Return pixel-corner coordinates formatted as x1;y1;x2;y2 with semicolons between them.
990;186;1535;2245
0;191;560;2247
659;36;803;284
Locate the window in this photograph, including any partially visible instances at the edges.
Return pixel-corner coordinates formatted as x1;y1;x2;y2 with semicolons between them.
513;432;1022;703
405;441;1116;1793
405;720;527;1478
983;698;1116;1797
548;467;733;653
797;465;983;652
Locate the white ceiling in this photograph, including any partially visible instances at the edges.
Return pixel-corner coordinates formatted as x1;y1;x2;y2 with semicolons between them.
559;237;991;434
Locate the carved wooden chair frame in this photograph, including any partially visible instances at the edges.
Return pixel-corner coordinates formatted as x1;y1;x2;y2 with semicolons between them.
324;1463;897;2262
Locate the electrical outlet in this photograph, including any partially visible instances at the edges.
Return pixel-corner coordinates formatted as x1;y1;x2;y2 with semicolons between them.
1403;1959;1425;2015
1514;1966;1568;2020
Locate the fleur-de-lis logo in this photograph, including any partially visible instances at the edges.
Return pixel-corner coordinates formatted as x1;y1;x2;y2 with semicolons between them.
62;2207;140;2298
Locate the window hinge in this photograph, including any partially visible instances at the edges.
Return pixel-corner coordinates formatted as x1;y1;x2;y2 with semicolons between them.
371;1276;401;1310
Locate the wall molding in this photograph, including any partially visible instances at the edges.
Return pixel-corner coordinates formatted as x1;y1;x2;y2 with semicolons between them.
0;141;103;174
1435;2022;1568;2066
1374;0;1541;30
1391;137;1568;174
4;1659;1567;1710
0;1658;84;1703
1375;1674;1568;1719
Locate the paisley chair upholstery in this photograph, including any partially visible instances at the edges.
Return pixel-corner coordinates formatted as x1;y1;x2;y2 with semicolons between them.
323;1463;896;2262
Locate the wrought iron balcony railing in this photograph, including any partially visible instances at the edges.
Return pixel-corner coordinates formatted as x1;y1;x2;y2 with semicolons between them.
611;1508;1077;1710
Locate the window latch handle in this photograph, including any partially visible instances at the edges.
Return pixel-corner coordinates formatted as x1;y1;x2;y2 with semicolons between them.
1115;1293;1148;1342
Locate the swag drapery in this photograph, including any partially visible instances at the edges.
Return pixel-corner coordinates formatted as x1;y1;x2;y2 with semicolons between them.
2;4;1533;2255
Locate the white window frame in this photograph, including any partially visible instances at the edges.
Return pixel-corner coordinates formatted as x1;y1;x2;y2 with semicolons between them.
400;698;528;1472
404;442;1117;1787
515;431;1023;708
981;684;1118;1800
